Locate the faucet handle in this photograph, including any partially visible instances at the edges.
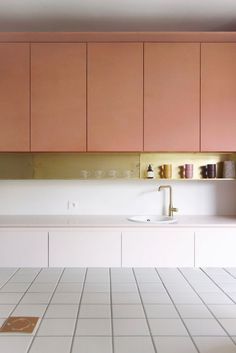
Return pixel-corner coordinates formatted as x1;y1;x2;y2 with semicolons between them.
171;207;178;213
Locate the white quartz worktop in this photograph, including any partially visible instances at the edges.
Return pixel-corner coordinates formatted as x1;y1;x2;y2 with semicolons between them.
0;215;236;228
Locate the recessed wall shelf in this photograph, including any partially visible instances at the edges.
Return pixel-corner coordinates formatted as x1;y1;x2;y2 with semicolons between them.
0;152;235;180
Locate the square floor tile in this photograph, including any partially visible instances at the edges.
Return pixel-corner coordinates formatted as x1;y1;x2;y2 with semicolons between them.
20;293;52;304
34;276;61;284
113;318;149;336
79;305;111;318
219;319;236;335
51;293;81;304
12;304;47;317
199;292;233;304
72;336;112;353
138;283;165;292
81;293;110;304
75;318;112;336
135;273;160;283
28;283;57;293
0;336;33;353
112;293;141;304
114;336;155;353
83;283;110;293
17;268;40;275
184;318;227;336
45;304;78;318
0;293;23;304
112;283;138;293
10;274;38;283
193;336;236;353
210;305;236;318
0;305;15;318
145;305;179;318
60;274;85;283
56;283;83;293
29;336;73;353
111;272;135;283
86;270;109;283
177;305;213;319
113;304;145;318
148;318;188;336
169;292;202;304
0;283;31;293
154;336;198;353
37;318;76;336
141;292;172;304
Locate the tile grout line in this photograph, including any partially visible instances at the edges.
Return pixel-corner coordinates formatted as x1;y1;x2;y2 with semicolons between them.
178;268;236;346
26;268;66;353
155;268;201;353
6;268;44;319
132;268;158;353
200;268;236;304
0;268;21;290
69;268;88;353
223;268;236;280
109;268;115;353
0;268;43;321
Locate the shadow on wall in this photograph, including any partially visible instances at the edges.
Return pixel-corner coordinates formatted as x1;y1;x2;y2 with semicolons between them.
212;181;236;215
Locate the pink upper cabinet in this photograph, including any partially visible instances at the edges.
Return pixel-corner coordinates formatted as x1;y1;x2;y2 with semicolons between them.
144;43;200;152
201;43;236;152
0;44;30;151
87;43;143;152
31;43;86;152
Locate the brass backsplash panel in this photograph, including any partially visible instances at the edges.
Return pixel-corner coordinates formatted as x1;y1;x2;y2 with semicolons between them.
0;153;140;179
0;152;235;180
0;154;33;179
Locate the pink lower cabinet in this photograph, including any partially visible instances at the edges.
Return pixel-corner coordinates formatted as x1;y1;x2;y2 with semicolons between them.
49;230;121;267
195;229;236;267
0;230;48;267
122;230;194;267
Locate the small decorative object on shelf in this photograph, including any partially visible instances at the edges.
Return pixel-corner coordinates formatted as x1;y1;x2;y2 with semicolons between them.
161;164;172;179
207;164;217;178
147;164;154;179
223;161;236;179
183;164;193;179
201;164;217;179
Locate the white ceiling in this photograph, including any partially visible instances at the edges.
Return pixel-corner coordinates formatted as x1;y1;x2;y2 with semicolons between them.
1;0;236;32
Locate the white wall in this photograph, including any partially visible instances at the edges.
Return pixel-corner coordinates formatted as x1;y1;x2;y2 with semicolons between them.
1;179;235;216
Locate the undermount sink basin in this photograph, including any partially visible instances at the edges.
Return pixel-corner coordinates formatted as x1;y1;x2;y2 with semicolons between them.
128;215;177;224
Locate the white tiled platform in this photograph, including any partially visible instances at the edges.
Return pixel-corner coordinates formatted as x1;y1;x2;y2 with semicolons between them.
0;268;236;352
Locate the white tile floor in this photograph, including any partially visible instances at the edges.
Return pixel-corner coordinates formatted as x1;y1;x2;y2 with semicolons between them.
0;268;236;352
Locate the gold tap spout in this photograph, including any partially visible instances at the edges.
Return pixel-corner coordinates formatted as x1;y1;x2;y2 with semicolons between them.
158;185;178;217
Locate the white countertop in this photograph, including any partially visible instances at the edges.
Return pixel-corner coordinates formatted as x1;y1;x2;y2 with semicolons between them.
0;215;236;228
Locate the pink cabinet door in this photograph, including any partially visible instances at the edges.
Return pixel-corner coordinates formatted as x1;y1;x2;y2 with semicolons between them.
144;43;200;151
31;43;86;151
201;43;236;152
87;43;143;152
0;44;30;151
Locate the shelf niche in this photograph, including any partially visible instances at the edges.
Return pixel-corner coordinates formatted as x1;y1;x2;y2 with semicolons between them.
0;152;235;180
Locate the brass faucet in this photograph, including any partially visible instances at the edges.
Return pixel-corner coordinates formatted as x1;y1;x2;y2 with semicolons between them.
158;185;178;217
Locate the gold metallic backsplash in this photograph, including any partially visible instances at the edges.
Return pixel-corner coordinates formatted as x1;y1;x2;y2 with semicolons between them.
0;153;140;179
0;152;235;180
